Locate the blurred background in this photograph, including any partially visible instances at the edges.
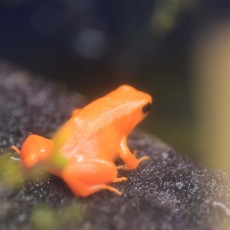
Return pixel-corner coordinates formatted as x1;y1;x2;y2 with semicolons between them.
1;0;230;171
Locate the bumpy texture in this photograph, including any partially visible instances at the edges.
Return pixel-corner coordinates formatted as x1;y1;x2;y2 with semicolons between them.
0;63;230;230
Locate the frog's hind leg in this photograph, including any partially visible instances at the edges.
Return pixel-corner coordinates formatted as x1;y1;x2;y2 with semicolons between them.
64;180;122;197
61;159;125;197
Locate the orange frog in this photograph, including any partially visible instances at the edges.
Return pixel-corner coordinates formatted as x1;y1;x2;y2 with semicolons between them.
12;85;152;197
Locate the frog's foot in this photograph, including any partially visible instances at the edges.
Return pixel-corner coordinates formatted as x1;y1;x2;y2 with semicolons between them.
61;159;123;197
117;165;129;170
132;150;149;161
91;184;122;196
113;177;128;183
117;155;150;171
138;155;150;163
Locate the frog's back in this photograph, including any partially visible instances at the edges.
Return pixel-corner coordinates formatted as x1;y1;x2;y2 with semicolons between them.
53;85;152;159
63;96;128;144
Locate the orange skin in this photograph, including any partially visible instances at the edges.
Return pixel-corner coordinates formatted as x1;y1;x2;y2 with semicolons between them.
12;85;152;197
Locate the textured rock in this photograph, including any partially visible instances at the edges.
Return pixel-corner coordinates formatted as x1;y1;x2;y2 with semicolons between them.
0;63;230;230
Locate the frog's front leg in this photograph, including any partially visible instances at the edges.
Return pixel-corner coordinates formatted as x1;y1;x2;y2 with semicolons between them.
118;136;149;170
61;159;127;197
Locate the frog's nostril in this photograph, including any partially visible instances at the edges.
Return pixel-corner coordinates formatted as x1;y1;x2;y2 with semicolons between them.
142;103;152;113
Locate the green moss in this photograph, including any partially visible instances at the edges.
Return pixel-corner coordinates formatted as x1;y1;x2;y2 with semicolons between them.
59;203;86;225
31;205;57;230
49;152;68;169
0;149;49;188
30;203;86;230
0;150;24;188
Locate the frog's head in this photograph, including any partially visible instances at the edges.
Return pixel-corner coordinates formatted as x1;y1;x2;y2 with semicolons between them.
111;85;153;132
20;135;53;169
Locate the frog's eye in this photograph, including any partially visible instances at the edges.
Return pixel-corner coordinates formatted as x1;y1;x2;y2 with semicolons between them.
142;103;152;114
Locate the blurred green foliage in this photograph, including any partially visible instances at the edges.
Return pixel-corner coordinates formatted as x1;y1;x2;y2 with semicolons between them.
0;149;86;228
0;150;24;188
30;203;86;230
0;149;50;189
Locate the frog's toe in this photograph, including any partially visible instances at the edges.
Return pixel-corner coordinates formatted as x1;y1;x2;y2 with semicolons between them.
102;185;122;195
138;155;150;164
113;177;128;183
117;164;129;171
133;150;138;157
11;145;21;155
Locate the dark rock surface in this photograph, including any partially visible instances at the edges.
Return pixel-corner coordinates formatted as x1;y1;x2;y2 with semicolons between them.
0;63;230;230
